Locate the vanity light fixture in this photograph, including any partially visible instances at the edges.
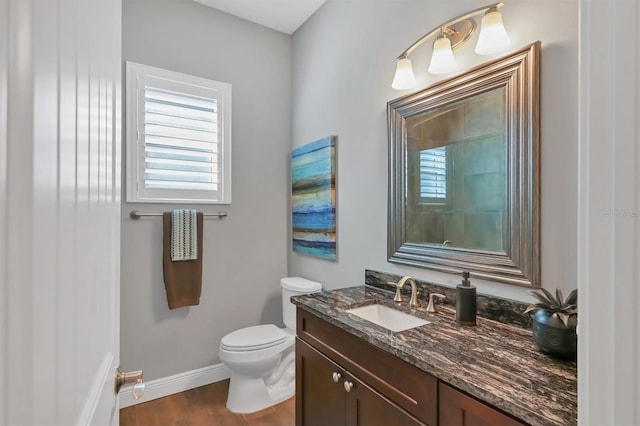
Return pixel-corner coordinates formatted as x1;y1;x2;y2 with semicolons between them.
428;30;458;75
391;2;510;89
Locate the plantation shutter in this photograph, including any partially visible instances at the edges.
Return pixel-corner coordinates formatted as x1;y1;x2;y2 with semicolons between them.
144;87;219;191
419;147;447;199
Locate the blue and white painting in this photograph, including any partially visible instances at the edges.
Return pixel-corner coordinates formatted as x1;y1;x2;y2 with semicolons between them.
292;136;336;260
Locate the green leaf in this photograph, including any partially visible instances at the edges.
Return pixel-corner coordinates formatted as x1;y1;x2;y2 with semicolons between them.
523;305;538;315
540;288;561;309
556;288;564;307
565;289;578;305
524;303;555;315
528;290;553;306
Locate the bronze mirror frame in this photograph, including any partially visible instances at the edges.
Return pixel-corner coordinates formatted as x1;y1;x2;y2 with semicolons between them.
387;41;540;287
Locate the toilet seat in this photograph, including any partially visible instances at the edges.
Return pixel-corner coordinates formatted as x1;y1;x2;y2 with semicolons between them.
220;324;289;352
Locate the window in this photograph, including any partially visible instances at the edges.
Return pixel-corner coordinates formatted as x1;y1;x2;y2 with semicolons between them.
419;147;447;201
126;62;231;204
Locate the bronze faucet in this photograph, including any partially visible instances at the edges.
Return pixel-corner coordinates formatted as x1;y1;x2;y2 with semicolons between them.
394;276;419;308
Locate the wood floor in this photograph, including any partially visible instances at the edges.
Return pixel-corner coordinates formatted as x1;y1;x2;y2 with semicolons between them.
120;380;294;426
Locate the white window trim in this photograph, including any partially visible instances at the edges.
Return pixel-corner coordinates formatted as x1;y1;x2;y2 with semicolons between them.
126;61;232;204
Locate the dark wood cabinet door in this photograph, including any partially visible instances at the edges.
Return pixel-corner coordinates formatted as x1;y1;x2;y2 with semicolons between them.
439;383;526;426
344;372;425;426
296;338;346;426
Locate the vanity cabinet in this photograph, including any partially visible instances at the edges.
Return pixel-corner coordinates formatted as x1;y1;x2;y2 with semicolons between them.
296;307;528;426
438;383;526;426
296;308;438;425
296;339;423;426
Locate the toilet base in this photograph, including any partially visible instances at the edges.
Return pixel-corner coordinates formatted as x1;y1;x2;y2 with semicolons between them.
225;356;295;414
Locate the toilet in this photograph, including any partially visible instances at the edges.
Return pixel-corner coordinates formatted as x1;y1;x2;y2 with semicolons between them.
218;277;322;414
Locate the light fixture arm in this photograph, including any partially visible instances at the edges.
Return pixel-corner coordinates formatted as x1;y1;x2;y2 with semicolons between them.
396;2;504;59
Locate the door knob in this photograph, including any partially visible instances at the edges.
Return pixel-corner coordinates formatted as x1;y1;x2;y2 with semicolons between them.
332;372;342;383
114;367;145;398
343;380;354;392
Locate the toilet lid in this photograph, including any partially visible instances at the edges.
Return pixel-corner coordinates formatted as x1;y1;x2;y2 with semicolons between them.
281;277;322;292
220;324;290;352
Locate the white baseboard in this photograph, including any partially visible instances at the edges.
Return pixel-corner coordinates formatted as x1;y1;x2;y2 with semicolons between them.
118;363;231;408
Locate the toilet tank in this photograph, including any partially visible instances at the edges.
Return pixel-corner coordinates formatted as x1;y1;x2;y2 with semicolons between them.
281;277;322;331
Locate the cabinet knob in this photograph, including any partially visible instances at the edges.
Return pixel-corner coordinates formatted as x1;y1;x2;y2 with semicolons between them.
343;380;354;392
332;372;342;383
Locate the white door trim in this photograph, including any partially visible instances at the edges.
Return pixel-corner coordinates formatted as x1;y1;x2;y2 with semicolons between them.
578;0;640;424
77;352;116;425
0;0;8;422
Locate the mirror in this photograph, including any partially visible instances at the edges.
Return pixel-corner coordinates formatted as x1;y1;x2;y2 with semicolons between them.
387;42;540;287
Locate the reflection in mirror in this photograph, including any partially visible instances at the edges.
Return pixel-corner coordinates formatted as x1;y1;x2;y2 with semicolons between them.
405;87;506;253
388;42;540;287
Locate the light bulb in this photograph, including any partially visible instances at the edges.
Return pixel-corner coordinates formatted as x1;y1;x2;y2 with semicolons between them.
391;57;417;90
475;9;511;55
428;36;457;75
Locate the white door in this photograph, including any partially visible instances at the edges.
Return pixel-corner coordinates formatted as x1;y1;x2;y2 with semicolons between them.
0;0;123;424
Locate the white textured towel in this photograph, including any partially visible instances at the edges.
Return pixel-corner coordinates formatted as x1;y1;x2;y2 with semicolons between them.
170;209;198;261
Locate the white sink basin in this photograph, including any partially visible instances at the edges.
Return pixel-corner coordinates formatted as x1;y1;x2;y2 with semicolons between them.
345;304;429;332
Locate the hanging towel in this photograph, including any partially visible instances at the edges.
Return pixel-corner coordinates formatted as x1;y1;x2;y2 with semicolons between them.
163;211;203;309
170;209;198;261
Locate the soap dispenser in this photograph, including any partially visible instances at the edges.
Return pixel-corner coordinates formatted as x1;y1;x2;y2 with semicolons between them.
456;271;476;326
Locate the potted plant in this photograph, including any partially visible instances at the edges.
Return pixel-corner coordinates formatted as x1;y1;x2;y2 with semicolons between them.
524;288;577;361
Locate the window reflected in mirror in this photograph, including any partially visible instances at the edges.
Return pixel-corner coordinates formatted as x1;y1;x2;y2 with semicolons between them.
405;87;506;253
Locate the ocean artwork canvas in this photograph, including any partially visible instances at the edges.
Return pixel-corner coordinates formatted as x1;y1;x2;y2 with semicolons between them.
291;136;336;260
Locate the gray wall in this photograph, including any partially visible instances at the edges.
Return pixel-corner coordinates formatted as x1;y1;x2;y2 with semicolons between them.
290;0;578;301
121;0;291;380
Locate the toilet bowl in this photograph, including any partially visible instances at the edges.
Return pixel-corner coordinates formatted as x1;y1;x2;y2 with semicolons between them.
218;277;322;414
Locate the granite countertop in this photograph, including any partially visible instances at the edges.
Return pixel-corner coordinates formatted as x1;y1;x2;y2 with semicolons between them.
292;285;577;426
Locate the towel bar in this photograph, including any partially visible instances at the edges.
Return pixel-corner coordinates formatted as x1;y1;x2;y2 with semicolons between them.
130;210;228;220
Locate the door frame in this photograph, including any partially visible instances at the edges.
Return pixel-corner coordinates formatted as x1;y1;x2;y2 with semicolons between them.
577;0;640;424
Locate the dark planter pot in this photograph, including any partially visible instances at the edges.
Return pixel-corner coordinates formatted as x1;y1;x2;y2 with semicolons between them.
531;310;577;361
